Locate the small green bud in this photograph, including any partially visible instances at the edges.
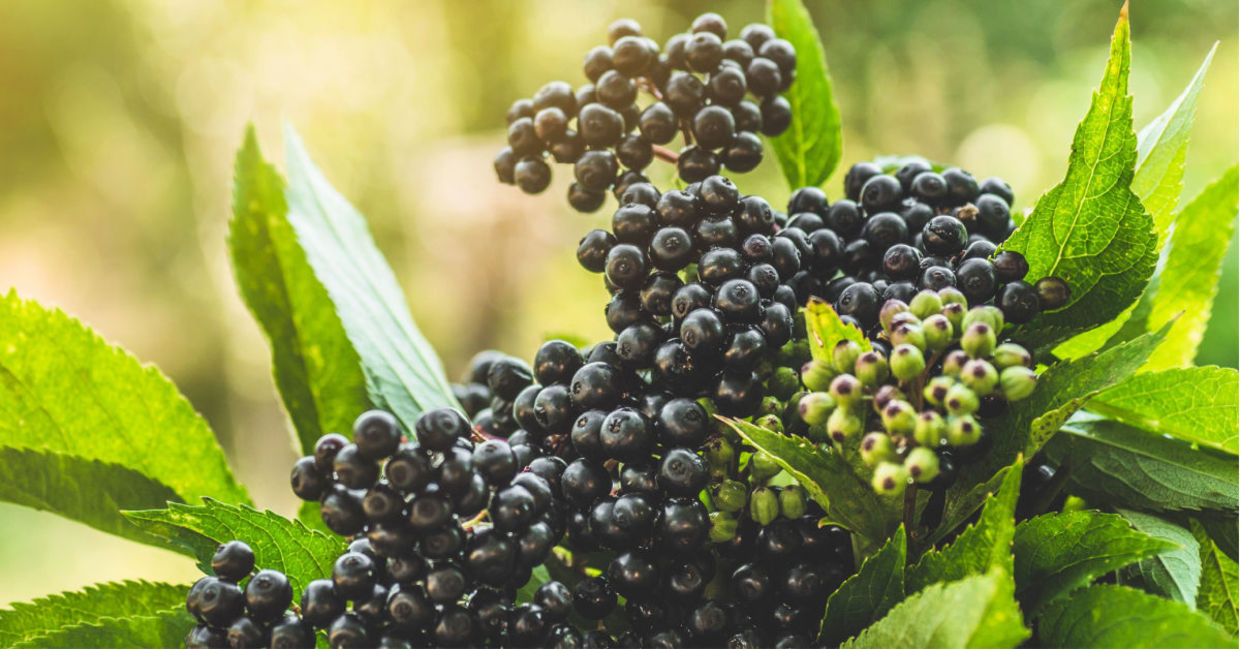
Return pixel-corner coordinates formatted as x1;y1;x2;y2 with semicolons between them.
963;305;1004;333
760;396;782;416
937;287;968;306
871;462;909;496
709;511;739;543
860;432;896;466
832;340;862;375
1000;366;1038;401
703;436;736;478
947;414;983;446
872;384;906;415
923;376;955;407
749;451;781;483
890;322;927;351
798;392;835;425
778;338;812;367
909;290;944;319
829;374;863;406
881;399;917;434
769;366;800;400
749;486;780;526
945;382;980;416
960;359;999;396
889;311;921;331
880;299;910;333
755;414;784;434
855;351;890;387
890;343;927;381
960;322;997;358
941;302;967;332
779;485;807;519
827;407;863;443
711;479;749;512
941;349;970;377
904;447;941;483
801;359;837;392
923;314;954;350
993;343;1032;370
914;410;947;447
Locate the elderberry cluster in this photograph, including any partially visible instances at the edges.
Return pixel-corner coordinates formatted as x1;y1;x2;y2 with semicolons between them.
185;541;307;649
494;13;797;211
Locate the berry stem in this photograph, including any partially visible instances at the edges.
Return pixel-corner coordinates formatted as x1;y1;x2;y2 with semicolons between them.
652;144;680;164
635;77;665;102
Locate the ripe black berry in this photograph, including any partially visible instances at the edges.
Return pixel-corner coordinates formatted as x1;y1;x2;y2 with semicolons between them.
998;280;1041;324
604;243;648;289
922;215;969;255
514;157;552;194
211;540;255;582
759;96;792;135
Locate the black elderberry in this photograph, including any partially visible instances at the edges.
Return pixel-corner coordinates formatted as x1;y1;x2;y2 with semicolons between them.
659;448;710;497
862;212;909;250
514;157;552;194
980;176;1015;204
686;31;724;73
211;540;255;582
604;243;649;289
570;361;623;410
332;551;377;601
616;133;654;171
964;239;998;260
714;370;762;416
919;265;957;291
425;563;468;603
731;563;772;604
290;456;328;501
608;552;660;598
384;445;431;493
640;272;683;316
606;291;647;334
759;95;792;136
473;439;518;485
695;216;740;249
563;458;612;507
226;617;265;649
895;158;933;190
999;280;1042;324
1035;276;1071;310
407;489;453;531
575;149;620;193
835;282;881;329
942;167;981;203
269;615;313;649
992;250;1029;282
320;485;365;536
882;243;922;280
956;257;998;303
352;410;400;461
665;71;707;117
416;407;471;451
196;577;246;627
579;103;625;147
332;444;379;489
698;247;745;285
922;214;969;255
678;145;721;183
639;102;678;145
860;174;903;212
300;579;345;629
601;407;654;462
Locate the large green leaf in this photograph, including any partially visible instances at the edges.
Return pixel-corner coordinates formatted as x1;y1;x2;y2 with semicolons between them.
0;291;248;532
124;499;345;595
1037;585;1232;649
997;8;1157;351
840;568;1028;649
1043;413;1238;513
230;127;370;454
1012;510;1178;616
11;609;194;649
723;418;897;547
819;525;906;646
1089;366;1238;455
0;581;184;647
907;458;1022;594
280;125;459;432
1119;509;1201;607
804;297;869;366
1193;520;1240;634
1198;517;1239;564
1145;166;1240;370
928;465;1012;546
767;0;842;189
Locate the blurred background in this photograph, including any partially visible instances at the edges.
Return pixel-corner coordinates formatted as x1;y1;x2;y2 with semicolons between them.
0;0;1234;606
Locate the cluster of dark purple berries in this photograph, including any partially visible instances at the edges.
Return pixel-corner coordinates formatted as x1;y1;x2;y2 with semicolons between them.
494;13;797;212
185;541;306;649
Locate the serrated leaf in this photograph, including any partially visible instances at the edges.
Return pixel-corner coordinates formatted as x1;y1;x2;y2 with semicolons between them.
0;291;249;528
1193;519;1239;634
1117;509;1200;607
908;457;1022;594
1089;366;1238;455
1198;516;1239;564
767;0;842;189
819;525;906;646
10;608;193;649
1012;510;1178;615
230;127;370;454
123;499;346;595
0;581;185;647
928;465;1012;546
997;8;1157;350
1145;166;1240;370
804;297;870;366
1038;584;1232;649
840;568;1028;649
722;417;897;546
1043;413;1238;513
281;125;459;433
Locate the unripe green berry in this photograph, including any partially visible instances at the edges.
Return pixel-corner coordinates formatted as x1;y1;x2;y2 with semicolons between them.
798;392;835;425
923;376;955;408
709;511;739;543
890;323;927;351
768;366;800;400
941;302;966;333
872;384;906;415
760;396;782;416
879;299;910;333
855;351;890;387
749;486;779;526
703;436;735;478
960;359;999;395
832;340;862;375
964;305;1005;333
914;410;947;447
923;314;953;350
1000;366;1038;401
755;414;784;433
860;432;896;466
801;359;836;392
829;374;863;406
961;322;996;358
944;382;980;416
909;290;944;319
904;447;941;483
993;343;1032;370
778;338;812;367
890;344;926;381
937;287;967;307
711;479;749;512
947;414;983;446
827;407;862;443
748;452;781;483
871;462;909;496
881;399;917;434
779;485;807;519
941;350;969;377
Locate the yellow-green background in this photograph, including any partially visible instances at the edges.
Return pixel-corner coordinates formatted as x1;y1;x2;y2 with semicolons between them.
0;0;1235;606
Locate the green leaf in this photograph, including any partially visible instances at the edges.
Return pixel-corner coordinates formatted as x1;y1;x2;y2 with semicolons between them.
230;127;370;454
840;568;1028;649
767;0;843;189
908;457;1022;594
0;447;180;548
819;525;906;646
804;297;870;366
1197;517;1239;564
123;499;346;595
281;125;459;433
1089;366;1238;455
0;581;185;647
722;417;897;547
1012;510;1178;615
1193;519;1239;634
1038;585;1233;649
997;8;1157;351
11;609;194;649
515;565;552;604
1043;413;1238;513
1145;166;1240;370
0;291;249;527
928;465;1012;546
1117;509;1200;607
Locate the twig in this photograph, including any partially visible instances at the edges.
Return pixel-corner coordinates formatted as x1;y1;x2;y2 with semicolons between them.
653;144;679;164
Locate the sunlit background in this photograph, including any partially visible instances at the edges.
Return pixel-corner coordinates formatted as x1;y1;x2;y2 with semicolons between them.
0;0;1235;606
